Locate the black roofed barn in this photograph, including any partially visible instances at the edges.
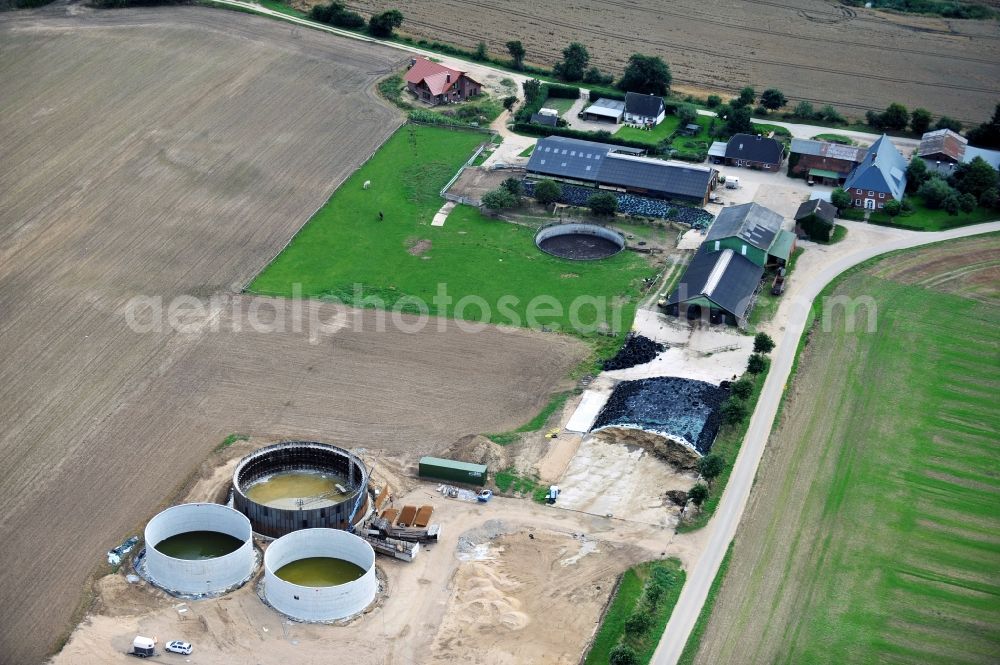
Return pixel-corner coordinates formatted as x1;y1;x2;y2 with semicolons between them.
525;136;717;205
624;92;666;126
724;133;784;171
661;245;764;326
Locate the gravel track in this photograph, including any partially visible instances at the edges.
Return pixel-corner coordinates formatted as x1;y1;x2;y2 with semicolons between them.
0;7;584;662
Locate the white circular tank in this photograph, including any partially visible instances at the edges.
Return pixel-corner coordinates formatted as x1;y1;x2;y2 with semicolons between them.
144;503;255;595
264;528;377;621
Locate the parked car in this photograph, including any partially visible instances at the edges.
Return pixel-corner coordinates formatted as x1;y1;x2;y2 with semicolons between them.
165;641;193;655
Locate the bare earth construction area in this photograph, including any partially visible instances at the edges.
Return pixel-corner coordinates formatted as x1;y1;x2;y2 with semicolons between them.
343;0;1000;123
0;7;584;662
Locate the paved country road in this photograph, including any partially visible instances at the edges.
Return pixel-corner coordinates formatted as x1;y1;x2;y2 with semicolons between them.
651;219;1000;665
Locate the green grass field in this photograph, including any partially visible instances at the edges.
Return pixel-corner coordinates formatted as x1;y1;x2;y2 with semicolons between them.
585;559;686;665
866;194;998;231
250;124;651;335
542;96;577;115
690;238;1000;664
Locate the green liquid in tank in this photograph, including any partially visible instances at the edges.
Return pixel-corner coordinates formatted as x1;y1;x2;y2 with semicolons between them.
275;557;365;586
245;471;351;509
155;531;243;560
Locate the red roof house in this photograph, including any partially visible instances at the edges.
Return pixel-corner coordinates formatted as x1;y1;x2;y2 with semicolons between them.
404;58;482;106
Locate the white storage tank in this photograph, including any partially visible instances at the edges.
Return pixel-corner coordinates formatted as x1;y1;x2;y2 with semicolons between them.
264;528;377;622
144;503;255;595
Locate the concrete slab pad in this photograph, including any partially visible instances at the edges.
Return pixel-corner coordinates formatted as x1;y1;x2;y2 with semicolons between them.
566;389;611;433
432;200;456;227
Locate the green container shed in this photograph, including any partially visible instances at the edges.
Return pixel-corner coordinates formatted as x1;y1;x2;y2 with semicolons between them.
418;456;487;486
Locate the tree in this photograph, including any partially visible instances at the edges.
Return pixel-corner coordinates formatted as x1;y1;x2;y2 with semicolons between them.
980;187;999;209
553;42;589;82
747;353;768;374
624;611;652;636
473;41;488;61
906;156;930;193
505;40;525;69
865;109;884;130
587;191;618;216
533;179;562;205
502;95;518;112
934;116;962;132
617;53;672;96
951;156;999;198
966;103;1000;149
831;187;852;211
707;94;722;109
733;86;755;108
793;100;816;119
610;644;639;665
959;192;977;213
753;332;775;354
910;107;932;134
688;483;709;508
819;105;845;123
943;192;961;215
367;9;403;37
583;67;613;86
501;177;523;197
720;397;748;425
880;103;909;131
731;377;754;400
918;176;956;209
676;103;698;127
883;199;902;217
725;105;752;135
697;454;725;483
481;187;517;211
760;88;787;111
522;79;542;105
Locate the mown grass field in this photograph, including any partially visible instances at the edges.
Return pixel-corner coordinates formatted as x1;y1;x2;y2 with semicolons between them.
691;236;1000;664
250;124;652;335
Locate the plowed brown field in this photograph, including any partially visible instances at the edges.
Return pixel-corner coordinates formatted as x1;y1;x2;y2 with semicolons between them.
0;6;584;663
343;0;1000;124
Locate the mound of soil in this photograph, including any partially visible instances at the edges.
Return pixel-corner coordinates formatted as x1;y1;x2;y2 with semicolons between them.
602;334;666;370
444;434;510;472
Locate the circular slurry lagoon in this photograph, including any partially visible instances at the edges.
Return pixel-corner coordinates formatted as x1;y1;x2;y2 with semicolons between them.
274;557;366;587
154;531;244;560
244;470;353;510
535;223;625;260
144;503;256;595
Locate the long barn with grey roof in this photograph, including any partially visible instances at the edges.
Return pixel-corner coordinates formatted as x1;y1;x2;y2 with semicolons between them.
525;136;717;204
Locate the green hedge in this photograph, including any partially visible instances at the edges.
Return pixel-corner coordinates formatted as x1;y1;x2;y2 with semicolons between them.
589;89;627;103
546;83;581;99
512;122;655;153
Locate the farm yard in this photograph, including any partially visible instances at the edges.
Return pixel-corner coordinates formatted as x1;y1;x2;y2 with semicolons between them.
688;235;1000;665
0;7;585;663
250;123;655;335
341;0;1000;124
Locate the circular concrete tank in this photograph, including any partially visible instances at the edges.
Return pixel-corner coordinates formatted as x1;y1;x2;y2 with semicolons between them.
264;528;377;622
144;503;255;595
535;223;625;260
233;441;370;538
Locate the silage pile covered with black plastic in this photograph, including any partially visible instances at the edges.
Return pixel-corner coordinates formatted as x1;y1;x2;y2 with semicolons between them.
591;377;728;454
602;334;666;371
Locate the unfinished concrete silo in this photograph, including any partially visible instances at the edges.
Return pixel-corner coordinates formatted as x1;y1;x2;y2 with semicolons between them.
233;441;371;538
263;528;377;622
144;503;255;595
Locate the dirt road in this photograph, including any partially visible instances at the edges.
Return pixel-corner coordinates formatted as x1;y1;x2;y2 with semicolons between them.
0;7;583;663
650;219;1000;665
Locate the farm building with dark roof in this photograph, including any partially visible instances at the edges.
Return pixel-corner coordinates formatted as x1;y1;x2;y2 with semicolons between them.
788;139;867;185
705;202;795;267
624;92;666;126
525;136;717;204
724;134;784;171
661;245;764;326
